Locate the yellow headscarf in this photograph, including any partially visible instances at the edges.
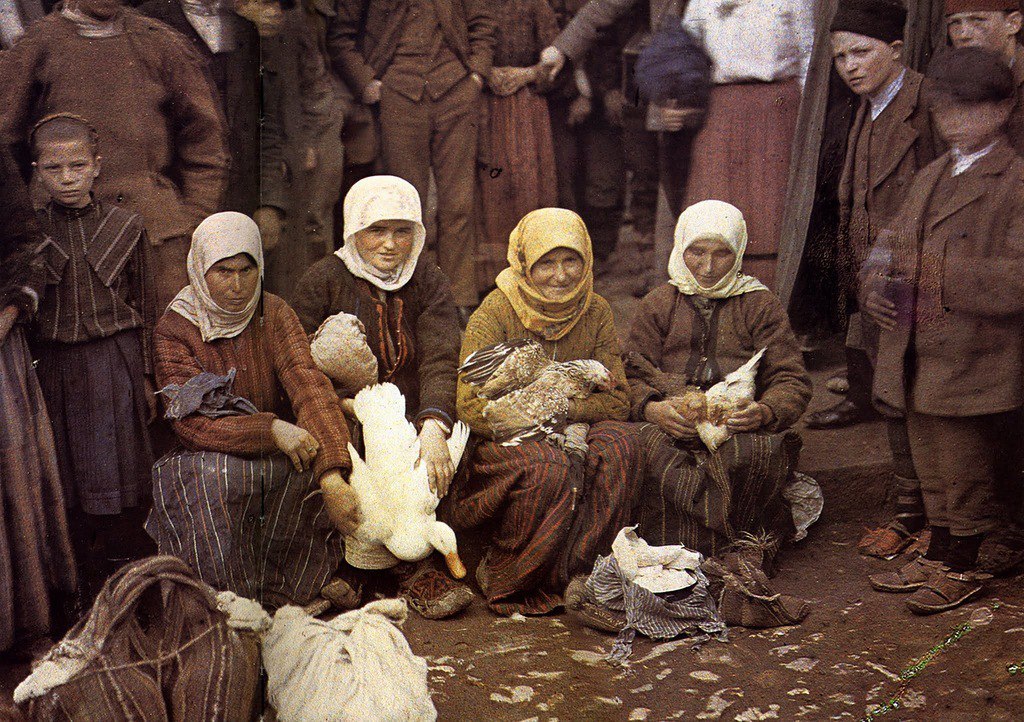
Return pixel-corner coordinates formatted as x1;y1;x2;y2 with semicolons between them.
495;208;595;341
667;200;768;299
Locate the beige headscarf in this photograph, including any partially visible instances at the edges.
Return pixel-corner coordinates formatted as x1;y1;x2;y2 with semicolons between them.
336;175;426;292
667;200;768;298
167;212;264;342
495;208;594;341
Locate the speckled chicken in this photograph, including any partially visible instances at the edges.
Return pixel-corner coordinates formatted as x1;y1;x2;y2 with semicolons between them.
460;338;614;446
627;348;767;451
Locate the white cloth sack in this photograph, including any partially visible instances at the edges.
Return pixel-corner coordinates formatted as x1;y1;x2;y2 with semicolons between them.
262;599;436;722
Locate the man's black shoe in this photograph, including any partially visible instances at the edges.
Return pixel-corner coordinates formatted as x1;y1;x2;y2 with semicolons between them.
804;399;876;429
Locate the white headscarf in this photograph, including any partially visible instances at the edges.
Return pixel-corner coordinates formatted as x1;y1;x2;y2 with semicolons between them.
335;175;426;292
167;212;264;342
667;200;769;299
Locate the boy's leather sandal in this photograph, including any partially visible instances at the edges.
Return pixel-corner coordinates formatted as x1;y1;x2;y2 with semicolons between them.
905;570;987;616
869;557;945;593
858;521;917;559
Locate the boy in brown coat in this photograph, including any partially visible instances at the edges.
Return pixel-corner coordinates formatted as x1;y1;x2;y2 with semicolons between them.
811;0;940;560
864;48;1024;614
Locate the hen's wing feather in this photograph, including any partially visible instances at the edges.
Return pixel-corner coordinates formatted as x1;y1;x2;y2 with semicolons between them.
460;338;550;398
484;377;570;446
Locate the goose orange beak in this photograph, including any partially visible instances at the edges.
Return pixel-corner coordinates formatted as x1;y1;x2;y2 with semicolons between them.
445;552;467;579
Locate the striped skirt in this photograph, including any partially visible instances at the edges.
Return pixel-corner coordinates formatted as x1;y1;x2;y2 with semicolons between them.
0;328;77;652
146;450;342;608
449;421;642;616
636;423;800;560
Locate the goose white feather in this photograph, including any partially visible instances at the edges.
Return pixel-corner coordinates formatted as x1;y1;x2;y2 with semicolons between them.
348;383;470;578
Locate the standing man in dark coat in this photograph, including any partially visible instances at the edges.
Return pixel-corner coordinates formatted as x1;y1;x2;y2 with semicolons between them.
327;0;497;318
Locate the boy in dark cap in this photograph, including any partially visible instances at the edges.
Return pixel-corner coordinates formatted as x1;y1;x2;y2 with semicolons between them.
864;47;1024;614
945;3;1024;152
811;0;940;562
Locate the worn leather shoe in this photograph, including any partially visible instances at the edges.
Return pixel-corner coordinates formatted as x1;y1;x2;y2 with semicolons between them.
804;400;875;430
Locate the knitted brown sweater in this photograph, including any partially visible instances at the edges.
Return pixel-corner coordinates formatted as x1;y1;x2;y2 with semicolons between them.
457;289;629;438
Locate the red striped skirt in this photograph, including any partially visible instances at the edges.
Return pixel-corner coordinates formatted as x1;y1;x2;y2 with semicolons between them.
449;421;642;615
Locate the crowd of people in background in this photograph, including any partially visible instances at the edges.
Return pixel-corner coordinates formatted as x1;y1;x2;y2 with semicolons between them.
1;0;1024;681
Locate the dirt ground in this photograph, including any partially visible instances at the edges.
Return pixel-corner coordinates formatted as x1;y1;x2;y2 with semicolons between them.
3;231;1023;721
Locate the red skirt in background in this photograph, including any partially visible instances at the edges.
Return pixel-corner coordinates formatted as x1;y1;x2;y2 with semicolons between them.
683;80;801;289
477;87;558;295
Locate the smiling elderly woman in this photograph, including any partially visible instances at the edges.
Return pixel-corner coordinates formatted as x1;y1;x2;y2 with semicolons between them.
291;176;474;620
451;207;642;616
627;200;812;564
147;212;360;608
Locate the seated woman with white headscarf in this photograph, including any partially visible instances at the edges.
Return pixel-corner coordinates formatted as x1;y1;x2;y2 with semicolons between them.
291;176;474;620
627;200;812;567
147;212;360;609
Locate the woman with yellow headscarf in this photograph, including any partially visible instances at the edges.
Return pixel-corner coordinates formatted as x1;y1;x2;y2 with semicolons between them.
626;200;812;568
452;208;643;617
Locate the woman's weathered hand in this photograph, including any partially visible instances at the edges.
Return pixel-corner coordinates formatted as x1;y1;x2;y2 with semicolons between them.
418;420;455;497
0;305;18;345
863;290;898;331
726;401;770;432
321;470;362;535
271;419;319;472
645;399;698;439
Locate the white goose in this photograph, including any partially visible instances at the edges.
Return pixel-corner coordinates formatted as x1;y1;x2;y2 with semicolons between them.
347;383;470;578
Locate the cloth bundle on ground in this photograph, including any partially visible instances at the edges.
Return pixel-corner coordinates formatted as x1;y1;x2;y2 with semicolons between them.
309;311;379;396
635;16;713;107
571;527;727;664
262;599;436;722
701;536;811;629
147;449;343;608
14;556;265;720
782;472;824;543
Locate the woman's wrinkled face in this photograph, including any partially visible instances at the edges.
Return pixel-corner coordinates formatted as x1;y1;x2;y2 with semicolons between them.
683;236;736;288
352;219;417;275
530;247;585;300
205;253;259;312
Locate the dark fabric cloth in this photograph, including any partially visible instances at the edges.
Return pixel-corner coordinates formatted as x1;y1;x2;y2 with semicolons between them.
869;142;1024;417
1009;44;1024;154
682;80;802;288
158;369;259;421
20;556;263;721
147;450;343;607
839;69;938;302
477;87;558;293
829;0;907;43
0;327;77;653
328;0;497;96
136;0;260;215
0;146;46;317
0;11;229;246
149;235;191;320
292;254;461;427
448;421;642;615
635;424;799;558
907;411;1005;537
377;75;483;306
35;330;154;516
626;285;812;429
635;15;712;106
35;201;152;369
153;293;352;479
